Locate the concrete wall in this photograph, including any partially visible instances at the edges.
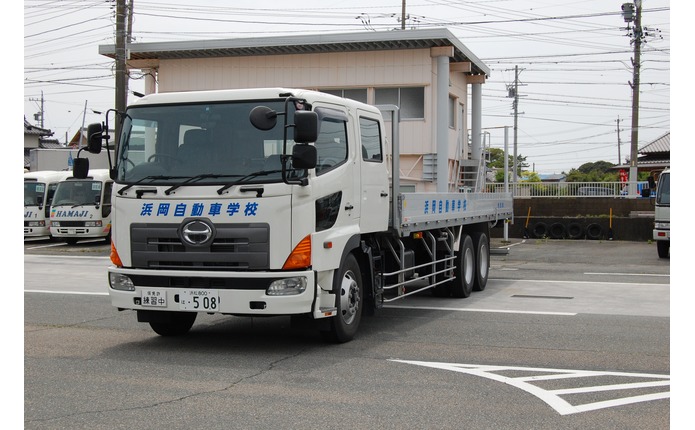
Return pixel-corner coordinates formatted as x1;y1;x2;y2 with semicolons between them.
491;197;655;241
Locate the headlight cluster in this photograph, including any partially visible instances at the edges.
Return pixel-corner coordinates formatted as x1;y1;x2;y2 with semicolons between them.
266;277;307;296
109;273;135;291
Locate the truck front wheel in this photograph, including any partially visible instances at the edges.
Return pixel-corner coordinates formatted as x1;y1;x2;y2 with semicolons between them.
657;240;669;259
149;312;197;336
321;254;363;343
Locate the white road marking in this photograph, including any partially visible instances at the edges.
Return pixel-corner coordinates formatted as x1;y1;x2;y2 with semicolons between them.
383;304;576;316
25;290;108;296
490;278;667;287
392;360;669;416
584;272;670;277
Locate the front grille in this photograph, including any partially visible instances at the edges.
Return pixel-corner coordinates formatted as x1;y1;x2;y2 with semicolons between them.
56;221;85;227
131;222;270;270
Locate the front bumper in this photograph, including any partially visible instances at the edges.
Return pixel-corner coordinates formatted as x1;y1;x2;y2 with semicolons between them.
108;267;319;316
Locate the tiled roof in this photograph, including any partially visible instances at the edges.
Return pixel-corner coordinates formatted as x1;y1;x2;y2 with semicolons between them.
639;132;669;154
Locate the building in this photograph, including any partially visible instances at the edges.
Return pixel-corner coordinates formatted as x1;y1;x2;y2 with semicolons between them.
99;28;489;192
24;117;60;171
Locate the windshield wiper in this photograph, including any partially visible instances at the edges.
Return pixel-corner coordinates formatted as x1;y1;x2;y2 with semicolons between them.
165;174;242;195
216;170;282;195
118;175;185;195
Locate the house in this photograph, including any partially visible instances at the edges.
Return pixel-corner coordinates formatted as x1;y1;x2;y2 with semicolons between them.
24;117;60;170
613;132;670;175
636;132;670;172
98;28;490;192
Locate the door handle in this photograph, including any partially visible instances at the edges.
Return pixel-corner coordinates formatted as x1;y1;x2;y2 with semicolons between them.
345;204;354;210
380;192;389;197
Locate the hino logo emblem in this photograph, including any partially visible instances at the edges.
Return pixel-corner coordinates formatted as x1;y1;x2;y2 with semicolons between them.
180;219;214;246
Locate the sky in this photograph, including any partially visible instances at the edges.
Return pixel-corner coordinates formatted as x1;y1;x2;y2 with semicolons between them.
23;0;673;174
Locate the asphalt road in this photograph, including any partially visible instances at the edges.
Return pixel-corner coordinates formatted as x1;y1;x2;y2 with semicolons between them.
23;237;671;429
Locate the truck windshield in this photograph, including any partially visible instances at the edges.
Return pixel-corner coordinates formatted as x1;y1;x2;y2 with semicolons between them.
53;181;102;207
115;100;301;184
656;173;670;206
24;182;48;206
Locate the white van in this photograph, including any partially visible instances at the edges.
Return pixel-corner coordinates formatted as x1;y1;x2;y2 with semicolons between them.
50;169;114;245
24;170;73;239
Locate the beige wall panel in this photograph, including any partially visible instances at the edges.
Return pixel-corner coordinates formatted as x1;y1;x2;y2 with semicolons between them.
156;49;472;167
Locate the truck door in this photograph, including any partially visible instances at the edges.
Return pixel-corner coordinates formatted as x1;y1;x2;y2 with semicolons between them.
311;106;360;236
357;113;389;232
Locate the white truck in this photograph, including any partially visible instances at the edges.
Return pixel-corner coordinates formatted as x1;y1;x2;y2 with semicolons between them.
24;170;73;239
49;169;114;245
84;88;512;342
653;168;670;258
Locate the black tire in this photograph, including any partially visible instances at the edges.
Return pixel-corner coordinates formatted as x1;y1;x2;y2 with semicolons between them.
451;235;475;298
657;241;670;259
549;223;566;239
321;253;363;343
471;231;489;292
567;222;583;239
532;222;548;238
586;223;603;240
149;312;197;336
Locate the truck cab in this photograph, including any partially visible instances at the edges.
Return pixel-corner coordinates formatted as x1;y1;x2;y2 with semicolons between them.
24;170;72;239
653;168;670;258
50;169;113;245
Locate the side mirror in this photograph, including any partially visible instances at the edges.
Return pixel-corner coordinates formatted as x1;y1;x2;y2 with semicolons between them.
73;158;89;179
293;111;318;143
249;106;278;131
87;123;104;154
292;144;317;169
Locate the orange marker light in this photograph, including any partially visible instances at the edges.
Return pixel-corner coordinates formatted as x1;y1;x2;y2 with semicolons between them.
282;235;312;270
110;241;123;267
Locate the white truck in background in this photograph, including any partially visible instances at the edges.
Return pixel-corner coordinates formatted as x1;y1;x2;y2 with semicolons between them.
653;168;670;258
83;88;512;342
49;169;114;245
24;170;73;239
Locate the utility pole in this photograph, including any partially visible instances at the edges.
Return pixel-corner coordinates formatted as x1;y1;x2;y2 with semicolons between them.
622;0;642;197
30;91;45;128
513;65;519;186
115;0;128;146
616;117;622;165
401;0;406;30
507;65;521;187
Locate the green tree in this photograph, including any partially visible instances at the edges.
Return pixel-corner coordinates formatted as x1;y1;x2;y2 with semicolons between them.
565;161;619;182
486;148;528;170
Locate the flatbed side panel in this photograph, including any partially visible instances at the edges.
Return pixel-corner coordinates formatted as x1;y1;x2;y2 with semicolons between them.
398;192;513;235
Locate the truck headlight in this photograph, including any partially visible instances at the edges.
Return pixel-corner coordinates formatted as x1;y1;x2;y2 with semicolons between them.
654;222;669;229
51;221;61;227
266;277;307;296
109;272;135;291
27;221;45;227
85;221;103;227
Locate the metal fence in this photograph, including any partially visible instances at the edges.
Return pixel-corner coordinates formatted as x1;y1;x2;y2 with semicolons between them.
483;181;652;198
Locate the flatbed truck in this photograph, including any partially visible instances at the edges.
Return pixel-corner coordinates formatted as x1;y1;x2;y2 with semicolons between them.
84;88;513;342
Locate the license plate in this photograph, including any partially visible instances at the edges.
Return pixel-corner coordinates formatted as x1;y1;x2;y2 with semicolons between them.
179;289;220;311
141;289;167;307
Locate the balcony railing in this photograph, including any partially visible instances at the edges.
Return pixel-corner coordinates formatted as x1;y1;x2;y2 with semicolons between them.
483;181;652;198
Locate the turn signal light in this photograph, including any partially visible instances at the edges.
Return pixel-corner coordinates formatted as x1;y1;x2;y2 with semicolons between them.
110;241;123;267
282;235;311;270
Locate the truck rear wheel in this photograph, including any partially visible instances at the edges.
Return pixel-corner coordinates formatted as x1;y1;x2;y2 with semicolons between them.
471;231;489;292
321;253;363;343
451;235;475;298
149;312;197;336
